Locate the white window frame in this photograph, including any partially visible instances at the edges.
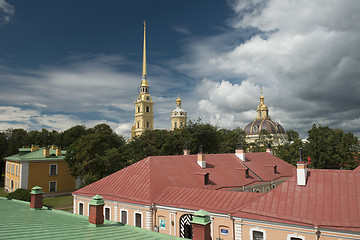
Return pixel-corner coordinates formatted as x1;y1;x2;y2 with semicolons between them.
49;181;57;192
104;206;111;221
11;164;14;174
49;164;58;176
134;211;143;228
250;227;266;240
78;201;84;215
287;234;305;240
120;208;128;224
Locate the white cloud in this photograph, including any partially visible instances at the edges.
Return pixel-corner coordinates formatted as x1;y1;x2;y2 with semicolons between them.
0;0;14;24
178;0;360;136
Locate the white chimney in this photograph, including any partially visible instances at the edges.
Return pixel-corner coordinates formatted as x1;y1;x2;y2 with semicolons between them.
235;143;246;161
183;149;190;155
266;143;273;154
297;148;308;186
197;145;206;168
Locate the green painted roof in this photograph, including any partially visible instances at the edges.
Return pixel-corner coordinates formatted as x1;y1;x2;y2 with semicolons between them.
0;198;181;240
5;147;67;162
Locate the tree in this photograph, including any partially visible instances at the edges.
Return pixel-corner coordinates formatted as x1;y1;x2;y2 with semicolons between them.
286;130;300;142
7;188;31;202
65;124;126;185
4;128;29;156
59;125;88;148
307;124;359;169
180;120;220;154
218;128;247;153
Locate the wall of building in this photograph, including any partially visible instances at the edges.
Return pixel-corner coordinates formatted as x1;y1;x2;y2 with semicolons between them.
72;195;360;240
4;161;21;192
28;160;76;193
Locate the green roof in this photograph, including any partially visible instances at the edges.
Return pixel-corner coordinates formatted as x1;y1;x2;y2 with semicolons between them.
0;198;181;239
5;147;67;162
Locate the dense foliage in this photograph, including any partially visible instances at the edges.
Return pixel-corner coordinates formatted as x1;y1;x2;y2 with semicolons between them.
7;188;31;202
1;122;359;186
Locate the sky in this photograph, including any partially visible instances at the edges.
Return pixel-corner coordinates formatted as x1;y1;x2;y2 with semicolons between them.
0;0;359;139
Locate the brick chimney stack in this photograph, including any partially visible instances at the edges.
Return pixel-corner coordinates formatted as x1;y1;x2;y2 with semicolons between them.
191;209;212;240
56;147;62;156
43;146;50;158
89;194;105;226
235;143;246;161
30;186;44;209
297;148;308;186
197;145;206;168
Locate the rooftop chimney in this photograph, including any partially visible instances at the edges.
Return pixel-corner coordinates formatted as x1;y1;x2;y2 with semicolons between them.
89;194;105;226
191;209;212;240
297;148;308;186
43;147;50;158
30;186;44;209
197;145;206;168
56;147;62;156
31;144;39;152
266;143;273;154
235;143;246;161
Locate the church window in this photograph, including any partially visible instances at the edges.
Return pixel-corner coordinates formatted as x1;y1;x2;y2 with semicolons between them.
146;122;149;128
146;97;149;100
174;122;177;129
137;122;139;128
180;122;183;127
146;106;149;112
138;107;140;113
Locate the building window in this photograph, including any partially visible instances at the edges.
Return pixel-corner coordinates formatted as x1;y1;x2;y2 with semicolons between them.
138;106;140;113
121;210;128;224
49;181;57;192
180;122;183;127
174;122;177;129
15;182;17;189
79;203;84;215
104;207;110;220
135;213;142;228
11;164;14;174
146;106;149;112
250;228;266;240
287;234;305;240
15;165;18;176
271;184;277;189
49;164;57;176
146;122;149;128
11;180;14;189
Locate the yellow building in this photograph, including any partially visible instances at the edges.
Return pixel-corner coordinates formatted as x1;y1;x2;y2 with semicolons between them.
130;21;154;139
170;93;187;130
4;145;77;194
244;91;288;147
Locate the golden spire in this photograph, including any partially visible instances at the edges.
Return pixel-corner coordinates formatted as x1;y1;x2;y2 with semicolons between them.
142;20;147;77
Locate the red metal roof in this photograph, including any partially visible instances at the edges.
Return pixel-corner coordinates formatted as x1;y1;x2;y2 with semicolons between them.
74;152;295;205
233;169;360;232
155;187;262;214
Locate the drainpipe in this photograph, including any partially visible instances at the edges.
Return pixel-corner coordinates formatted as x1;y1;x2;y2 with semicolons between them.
315;226;320;240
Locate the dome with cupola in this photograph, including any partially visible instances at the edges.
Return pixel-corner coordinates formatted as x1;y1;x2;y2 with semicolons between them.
171;93;187;130
244;91;287;146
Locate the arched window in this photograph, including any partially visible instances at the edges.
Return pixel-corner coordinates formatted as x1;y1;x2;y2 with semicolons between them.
138;107;140;113
174;122;177;129
11;180;13;189
146;106;149;112
137;122;140;128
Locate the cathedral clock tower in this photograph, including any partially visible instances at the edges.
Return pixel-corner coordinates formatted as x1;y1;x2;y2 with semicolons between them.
130;21;154;139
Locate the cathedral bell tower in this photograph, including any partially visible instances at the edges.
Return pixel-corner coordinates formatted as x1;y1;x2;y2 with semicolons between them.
130;21;154;139
171;93;187;130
